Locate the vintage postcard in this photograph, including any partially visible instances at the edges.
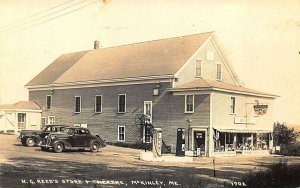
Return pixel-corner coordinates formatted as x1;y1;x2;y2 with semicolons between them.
0;1;299;187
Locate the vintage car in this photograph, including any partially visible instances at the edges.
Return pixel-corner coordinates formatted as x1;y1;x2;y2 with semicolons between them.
17;125;66;147
40;127;106;152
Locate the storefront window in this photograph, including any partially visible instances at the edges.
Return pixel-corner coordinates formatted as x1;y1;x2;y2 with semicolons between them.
214;131;235;152
214;130;271;153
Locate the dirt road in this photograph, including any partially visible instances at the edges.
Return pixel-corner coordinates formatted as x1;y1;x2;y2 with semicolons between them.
0;134;299;188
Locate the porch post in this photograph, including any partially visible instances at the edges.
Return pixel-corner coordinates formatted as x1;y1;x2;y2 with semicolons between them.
233;133;237;150
14;113;18;133
224;133;227;151
4;113;7;133
251;133;253;150
269;133;273;150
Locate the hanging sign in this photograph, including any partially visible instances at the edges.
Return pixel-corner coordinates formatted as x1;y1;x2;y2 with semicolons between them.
254;104;268;115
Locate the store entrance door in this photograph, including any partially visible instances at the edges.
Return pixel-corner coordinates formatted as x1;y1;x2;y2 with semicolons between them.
194;131;206;156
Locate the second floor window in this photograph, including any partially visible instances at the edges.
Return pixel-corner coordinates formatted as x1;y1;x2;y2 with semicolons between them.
185;95;194;113
230;97;236;114
118;94;126;113
196;60;202;77
95;95;102;113
217;64;222;80
75;96;81;113
118;126;125;142
46;95;51;110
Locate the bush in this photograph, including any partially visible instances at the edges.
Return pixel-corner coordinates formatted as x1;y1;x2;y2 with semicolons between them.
242;160;300;188
280;142;300;156
107;141;152;150
274;122;297;146
107;140;172;153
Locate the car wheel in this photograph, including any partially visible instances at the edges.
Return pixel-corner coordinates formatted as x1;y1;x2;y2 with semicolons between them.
53;142;64;153
41;147;49;151
90;142;99;152
26;138;35;147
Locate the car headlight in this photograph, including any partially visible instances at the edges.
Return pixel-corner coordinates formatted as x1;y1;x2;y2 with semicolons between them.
51;135;56;140
45;135;48;139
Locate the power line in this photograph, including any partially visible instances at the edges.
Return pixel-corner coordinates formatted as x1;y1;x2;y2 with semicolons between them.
0;0;99;37
0;0;76;30
0;0;92;34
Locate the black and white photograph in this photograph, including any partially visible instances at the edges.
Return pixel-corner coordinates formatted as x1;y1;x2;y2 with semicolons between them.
0;1;300;187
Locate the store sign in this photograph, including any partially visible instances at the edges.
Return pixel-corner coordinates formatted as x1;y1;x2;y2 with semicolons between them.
234;117;256;125
254;104;268;115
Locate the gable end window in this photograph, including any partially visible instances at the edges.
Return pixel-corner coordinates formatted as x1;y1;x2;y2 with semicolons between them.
217;64;222;80
75;96;81;113
118;126;125;142
185;95;194;113
46;95;52;110
95;95;102;113
118;94;126;113
230;97;236;114
195;60;202;77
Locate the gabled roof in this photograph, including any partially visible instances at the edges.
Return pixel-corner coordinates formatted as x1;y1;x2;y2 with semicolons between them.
0;101;41;110
26;32;213;86
169;78;278;98
26;51;89;86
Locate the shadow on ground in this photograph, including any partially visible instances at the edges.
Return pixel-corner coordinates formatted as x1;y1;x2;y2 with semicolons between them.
0;156;249;188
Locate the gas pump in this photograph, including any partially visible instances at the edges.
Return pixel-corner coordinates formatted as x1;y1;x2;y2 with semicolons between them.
176;128;185;156
152;128;162;158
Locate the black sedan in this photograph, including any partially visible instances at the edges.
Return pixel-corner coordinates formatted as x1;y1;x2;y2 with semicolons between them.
40;127;106;153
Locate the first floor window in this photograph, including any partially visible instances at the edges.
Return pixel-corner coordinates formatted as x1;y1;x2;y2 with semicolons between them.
75;96;81;113
144;125;152;143
95;95;102;113
41;117;46;127
118;126;125;142
118;94;126;113
230;97;236;114
185;95;194;113
48;116;55;124
18;113;26;123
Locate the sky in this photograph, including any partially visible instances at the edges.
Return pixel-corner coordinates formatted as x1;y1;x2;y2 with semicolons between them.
0;0;300;124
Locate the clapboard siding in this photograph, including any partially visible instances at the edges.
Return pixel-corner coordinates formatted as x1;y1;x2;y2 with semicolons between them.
29;82;211;149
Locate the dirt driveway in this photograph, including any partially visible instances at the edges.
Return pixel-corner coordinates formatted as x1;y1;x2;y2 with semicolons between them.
0;134;300;188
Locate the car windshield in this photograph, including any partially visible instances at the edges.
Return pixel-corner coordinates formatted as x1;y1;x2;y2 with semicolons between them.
64;128;75;135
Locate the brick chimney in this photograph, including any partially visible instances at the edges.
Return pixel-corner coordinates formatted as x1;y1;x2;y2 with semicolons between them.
94;40;99;49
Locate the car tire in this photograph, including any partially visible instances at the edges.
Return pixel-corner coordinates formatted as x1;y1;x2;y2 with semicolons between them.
90;142;99;152
26;138;35;147
41;147;49;152
53;142;64;153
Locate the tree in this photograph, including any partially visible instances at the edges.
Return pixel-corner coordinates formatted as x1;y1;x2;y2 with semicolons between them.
273;122;298;146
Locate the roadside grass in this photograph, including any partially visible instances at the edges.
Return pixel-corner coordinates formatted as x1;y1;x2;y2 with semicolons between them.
280;142;300;156
241;160;300;188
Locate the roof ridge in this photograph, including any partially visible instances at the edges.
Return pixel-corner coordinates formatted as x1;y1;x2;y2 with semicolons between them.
60;49;91;57
92;31;214;52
